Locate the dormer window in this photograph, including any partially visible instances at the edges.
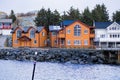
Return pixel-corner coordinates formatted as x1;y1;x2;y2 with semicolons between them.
17;29;22;38
30;29;35;38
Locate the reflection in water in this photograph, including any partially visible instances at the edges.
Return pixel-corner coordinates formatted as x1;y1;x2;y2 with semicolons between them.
0;60;120;80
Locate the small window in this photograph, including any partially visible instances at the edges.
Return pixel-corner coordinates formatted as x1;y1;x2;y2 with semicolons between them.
67;29;70;34
52;32;56;36
67;40;71;45
42;32;45;36
100;34;105;38
118;34;120;38
84;40;88;45
84;30;88;34
110;34;112;38
109;27;111;30
74;40;81;45
44;40;47;44
17;29;22;38
34;40;37;44
30;29;35;38
115;35;117;38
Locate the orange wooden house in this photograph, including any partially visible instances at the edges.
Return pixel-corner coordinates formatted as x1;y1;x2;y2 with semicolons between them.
11;26;47;48
49;20;95;48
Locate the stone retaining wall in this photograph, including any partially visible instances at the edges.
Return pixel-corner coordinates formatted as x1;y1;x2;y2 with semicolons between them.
0;48;116;64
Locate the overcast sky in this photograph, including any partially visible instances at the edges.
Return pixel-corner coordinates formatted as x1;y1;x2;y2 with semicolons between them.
0;0;120;17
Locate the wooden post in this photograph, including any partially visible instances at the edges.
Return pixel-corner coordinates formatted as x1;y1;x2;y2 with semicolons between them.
117;51;120;64
32;61;36;80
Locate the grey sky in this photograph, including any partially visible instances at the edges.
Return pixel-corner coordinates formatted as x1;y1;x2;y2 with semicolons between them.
0;0;120;17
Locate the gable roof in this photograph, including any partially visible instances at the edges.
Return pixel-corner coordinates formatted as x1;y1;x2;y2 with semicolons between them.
60;20;75;26
11;26;44;33
95;22;120;29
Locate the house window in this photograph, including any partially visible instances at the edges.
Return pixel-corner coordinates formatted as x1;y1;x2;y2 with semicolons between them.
74;25;81;36
17;29;22;38
84;30;88;34
44;40;47;44
30;29;35;38
109;27;111;30
52;32;56;36
67;29;70;34
100;34;105;38
74;40;81;45
115;34;117;38
110;34;112;38
84;40;88;45
118;34;120;38
34;40;37;44
67;40;71;45
42;32;45;36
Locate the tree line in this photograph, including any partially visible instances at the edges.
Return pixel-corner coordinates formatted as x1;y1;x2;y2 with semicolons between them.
9;4;120;29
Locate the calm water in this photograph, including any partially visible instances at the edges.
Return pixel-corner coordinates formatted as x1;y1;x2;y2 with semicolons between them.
0;60;120;80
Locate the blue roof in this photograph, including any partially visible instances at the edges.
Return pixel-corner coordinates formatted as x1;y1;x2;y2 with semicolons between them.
60;20;75;26
95;22;120;29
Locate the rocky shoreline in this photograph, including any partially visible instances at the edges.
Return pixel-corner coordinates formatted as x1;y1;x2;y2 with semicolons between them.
0;48;116;64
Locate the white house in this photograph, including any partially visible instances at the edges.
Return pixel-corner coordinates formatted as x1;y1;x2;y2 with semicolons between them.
94;22;120;49
0;19;12;35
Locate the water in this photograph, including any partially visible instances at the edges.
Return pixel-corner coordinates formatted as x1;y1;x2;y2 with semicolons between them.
0;60;120;80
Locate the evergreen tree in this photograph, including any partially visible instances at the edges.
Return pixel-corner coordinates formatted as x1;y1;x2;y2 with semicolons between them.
52;10;60;25
9;10;16;23
46;8;53;27
67;7;81;20
61;7;81;20
112;10;120;21
34;8;47;27
61;11;70;20
92;4;109;22
81;7;93;26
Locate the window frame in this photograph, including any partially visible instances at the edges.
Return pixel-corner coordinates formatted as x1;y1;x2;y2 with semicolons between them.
16;29;22;38
84;40;88;45
74;25;81;36
30;29;35;38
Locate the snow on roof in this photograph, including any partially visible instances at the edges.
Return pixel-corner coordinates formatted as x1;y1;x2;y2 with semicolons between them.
49;26;61;31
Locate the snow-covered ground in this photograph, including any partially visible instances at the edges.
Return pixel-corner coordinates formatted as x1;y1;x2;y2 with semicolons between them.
0;60;120;80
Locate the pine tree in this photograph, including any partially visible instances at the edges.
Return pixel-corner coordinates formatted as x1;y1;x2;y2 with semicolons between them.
9;10;16;23
81;7;93;26
67;6;81;20
112;10;120;21
61;7;81;20
34;8;47;27
52;10;60;25
92;4;109;22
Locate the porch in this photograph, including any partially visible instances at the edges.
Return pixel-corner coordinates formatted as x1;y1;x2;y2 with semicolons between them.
95;42;120;50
